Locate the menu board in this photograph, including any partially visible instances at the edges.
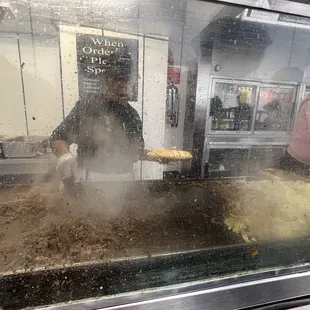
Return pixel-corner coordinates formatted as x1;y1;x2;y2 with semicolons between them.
76;33;139;100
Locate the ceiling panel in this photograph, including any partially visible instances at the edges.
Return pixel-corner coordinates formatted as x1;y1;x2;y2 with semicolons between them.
1;0;310;42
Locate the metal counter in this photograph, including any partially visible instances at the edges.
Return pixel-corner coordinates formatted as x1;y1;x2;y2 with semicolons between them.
40;264;310;310
3;237;310;309
0;154;56;184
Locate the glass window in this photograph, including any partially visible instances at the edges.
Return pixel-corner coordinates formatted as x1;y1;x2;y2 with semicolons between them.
2;0;310;309
254;85;297;131
304;86;310;100
248;147;285;174
211;81;257;131
207;148;249;177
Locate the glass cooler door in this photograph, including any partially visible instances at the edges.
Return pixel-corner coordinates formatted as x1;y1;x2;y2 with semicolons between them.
254;84;297;133
210;80;258;132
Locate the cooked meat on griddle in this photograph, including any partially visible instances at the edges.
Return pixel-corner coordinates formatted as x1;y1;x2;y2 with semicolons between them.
0;182;237;273
2;178;310;274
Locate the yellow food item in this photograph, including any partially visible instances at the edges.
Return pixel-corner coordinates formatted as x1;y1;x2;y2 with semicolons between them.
225;179;310;242
147;149;192;161
249;249;259;257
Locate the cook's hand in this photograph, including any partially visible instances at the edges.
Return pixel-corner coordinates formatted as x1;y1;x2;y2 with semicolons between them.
56;153;78;179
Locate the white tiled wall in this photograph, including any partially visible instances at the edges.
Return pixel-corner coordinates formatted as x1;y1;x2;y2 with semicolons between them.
141;37;168;179
0;39;27;137
20;40;63;135
0;38;63;137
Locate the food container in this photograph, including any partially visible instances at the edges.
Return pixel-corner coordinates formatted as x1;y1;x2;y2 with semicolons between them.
0;135;49;158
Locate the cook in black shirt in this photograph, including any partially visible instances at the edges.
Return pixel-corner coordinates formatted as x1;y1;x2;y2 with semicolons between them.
50;65;144;181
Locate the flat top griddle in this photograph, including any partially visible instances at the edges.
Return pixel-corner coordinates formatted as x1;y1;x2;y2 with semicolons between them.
0;180;241;274
1;177;310;309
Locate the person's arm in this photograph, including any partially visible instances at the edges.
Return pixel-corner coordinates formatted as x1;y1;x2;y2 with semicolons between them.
50;100;87;179
50;100;84;157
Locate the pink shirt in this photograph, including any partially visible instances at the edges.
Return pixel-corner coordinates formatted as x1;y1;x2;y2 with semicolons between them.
288;96;310;166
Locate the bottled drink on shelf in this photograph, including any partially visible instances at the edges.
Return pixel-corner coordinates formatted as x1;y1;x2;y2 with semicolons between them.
212;118;219;130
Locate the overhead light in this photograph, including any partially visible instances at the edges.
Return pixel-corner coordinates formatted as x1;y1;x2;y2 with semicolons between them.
240;8;310;30
0;2;16;23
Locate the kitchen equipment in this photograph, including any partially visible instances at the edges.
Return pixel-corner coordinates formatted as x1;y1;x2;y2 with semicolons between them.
166;82;179;127
0;143;4;159
0;136;49;158
1;177;310;310
260;168;310;183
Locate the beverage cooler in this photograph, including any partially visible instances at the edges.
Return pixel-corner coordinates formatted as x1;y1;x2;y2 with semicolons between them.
202;78;301;178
